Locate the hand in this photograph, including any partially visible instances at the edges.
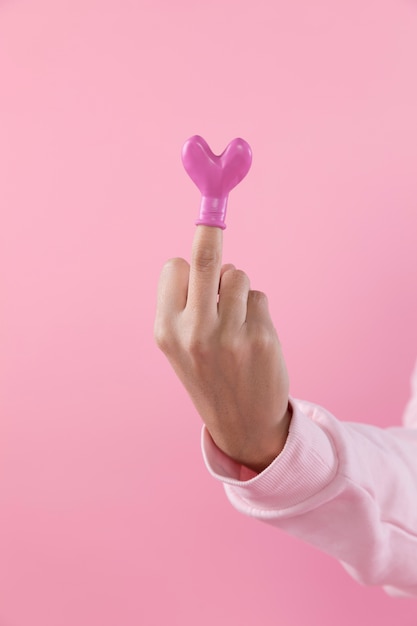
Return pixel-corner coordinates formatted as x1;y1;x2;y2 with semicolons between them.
154;226;292;473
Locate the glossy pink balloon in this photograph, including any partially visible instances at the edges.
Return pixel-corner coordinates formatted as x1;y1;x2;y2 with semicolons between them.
181;135;252;229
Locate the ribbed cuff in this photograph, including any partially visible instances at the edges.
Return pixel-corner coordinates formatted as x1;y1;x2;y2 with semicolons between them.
201;396;339;510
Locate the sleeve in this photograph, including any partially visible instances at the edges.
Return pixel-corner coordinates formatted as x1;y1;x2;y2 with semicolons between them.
201;361;417;599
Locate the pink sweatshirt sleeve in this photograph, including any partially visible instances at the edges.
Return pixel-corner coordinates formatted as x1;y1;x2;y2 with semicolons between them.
201;360;417;598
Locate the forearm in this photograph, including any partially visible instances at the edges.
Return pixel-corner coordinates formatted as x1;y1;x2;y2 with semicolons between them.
202;397;417;597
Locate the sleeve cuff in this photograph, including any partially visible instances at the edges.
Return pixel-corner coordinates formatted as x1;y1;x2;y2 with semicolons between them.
201;396;339;510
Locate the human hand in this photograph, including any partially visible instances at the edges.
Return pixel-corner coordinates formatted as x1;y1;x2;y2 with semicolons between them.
154;225;291;473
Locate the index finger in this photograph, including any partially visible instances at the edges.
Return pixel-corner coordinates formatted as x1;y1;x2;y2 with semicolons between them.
186;225;223;320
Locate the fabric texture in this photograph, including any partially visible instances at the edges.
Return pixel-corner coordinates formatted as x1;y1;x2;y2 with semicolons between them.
201;359;417;598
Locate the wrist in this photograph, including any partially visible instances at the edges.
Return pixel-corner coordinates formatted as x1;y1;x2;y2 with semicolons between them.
231;403;293;474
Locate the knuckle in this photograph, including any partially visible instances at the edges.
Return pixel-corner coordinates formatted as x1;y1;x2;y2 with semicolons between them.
221;263;236;273
233;269;249;282
218;331;240;354
225;268;249;287
220;269;250;300
162;257;188;273
249;290;268;305
153;319;175;353
184;323;222;361
251;327;273;351
192;246;220;272
185;334;210;358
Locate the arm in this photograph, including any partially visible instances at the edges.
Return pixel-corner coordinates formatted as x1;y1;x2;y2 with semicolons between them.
154;218;417;598
202;390;417;598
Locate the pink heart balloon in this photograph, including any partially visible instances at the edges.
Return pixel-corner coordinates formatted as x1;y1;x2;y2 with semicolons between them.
181;135;252;229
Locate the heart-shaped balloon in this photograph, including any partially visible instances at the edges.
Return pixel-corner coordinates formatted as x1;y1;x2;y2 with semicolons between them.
181;135;252;229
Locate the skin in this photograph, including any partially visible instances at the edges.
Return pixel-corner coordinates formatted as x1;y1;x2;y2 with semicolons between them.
154;225;292;474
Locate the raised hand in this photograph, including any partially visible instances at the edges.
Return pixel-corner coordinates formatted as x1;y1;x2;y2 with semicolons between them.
154;224;292;473
154;137;291;473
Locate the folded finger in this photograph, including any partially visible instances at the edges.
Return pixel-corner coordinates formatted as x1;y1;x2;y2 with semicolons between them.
218;269;250;330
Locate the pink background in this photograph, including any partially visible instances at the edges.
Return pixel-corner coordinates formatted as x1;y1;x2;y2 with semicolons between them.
1;0;417;624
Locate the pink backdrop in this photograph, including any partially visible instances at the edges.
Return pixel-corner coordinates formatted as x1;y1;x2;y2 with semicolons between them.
1;0;417;624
